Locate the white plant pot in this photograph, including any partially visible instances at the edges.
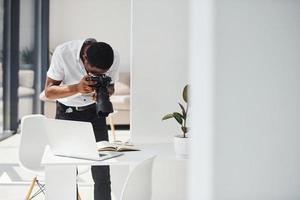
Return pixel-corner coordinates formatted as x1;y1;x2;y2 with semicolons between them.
174;135;189;158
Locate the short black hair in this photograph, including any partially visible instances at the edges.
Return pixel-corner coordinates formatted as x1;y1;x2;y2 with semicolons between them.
86;42;114;70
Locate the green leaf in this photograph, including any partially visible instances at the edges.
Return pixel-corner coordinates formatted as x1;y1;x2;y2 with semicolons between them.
173;112;184;119
183;84;189;103
178;103;186;118
173;112;183;124
162;113;174;120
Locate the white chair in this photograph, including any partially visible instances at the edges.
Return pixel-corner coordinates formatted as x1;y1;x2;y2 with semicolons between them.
120;156;156;200
19;114;86;200
19;114;48;200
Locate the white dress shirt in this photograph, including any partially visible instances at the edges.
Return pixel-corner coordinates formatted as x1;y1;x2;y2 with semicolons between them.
47;39;120;107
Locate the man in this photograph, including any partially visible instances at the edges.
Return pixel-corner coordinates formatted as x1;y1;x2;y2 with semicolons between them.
44;38;119;200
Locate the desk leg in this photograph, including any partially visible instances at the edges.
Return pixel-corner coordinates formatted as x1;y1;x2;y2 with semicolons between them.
45;165;77;200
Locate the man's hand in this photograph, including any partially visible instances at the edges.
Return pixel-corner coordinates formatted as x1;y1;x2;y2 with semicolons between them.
107;84;115;96
77;75;96;93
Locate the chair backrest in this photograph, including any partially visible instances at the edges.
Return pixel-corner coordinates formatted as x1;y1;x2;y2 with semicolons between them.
120;156;156;200
19;114;48;175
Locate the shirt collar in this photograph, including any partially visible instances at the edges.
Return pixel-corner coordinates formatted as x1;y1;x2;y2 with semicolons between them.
76;39;86;62
76;38;97;62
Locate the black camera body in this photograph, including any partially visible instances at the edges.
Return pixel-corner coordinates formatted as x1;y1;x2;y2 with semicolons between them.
87;74;114;117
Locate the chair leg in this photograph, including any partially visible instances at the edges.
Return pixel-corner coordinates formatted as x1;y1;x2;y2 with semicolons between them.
25;176;37;200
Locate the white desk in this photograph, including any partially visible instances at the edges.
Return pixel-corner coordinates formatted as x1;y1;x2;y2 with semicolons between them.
42;146;155;200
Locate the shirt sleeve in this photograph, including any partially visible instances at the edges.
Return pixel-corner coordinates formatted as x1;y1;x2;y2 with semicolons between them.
47;47;65;81
106;50;120;84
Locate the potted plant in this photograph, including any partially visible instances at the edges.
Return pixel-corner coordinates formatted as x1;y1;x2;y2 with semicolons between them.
162;84;189;157
20;47;34;69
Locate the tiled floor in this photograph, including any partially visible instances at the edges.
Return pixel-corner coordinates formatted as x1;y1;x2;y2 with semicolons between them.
0;130;130;200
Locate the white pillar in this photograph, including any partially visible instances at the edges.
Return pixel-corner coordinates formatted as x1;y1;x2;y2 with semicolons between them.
188;0;216;199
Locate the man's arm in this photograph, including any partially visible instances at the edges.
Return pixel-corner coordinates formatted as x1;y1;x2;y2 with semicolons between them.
44;75;96;99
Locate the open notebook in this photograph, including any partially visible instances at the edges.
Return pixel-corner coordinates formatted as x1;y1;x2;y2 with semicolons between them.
97;141;140;152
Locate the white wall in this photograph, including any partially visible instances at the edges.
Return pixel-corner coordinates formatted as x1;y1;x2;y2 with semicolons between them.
49;0;131;72
131;0;189;143
189;0;300;199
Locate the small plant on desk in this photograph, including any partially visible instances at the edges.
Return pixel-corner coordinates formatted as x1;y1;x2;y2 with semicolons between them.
162;84;189;157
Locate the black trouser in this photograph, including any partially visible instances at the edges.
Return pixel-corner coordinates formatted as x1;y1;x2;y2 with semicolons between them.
55;101;111;200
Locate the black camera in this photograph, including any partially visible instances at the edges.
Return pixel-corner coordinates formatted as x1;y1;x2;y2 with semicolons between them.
87;74;114;117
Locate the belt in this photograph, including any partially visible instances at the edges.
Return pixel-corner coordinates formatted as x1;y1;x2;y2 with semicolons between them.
57;101;96;113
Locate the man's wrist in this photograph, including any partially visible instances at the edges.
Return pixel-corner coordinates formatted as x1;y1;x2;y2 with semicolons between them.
69;83;79;93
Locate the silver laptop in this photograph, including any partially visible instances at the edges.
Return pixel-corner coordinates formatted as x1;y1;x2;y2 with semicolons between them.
45;118;123;161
